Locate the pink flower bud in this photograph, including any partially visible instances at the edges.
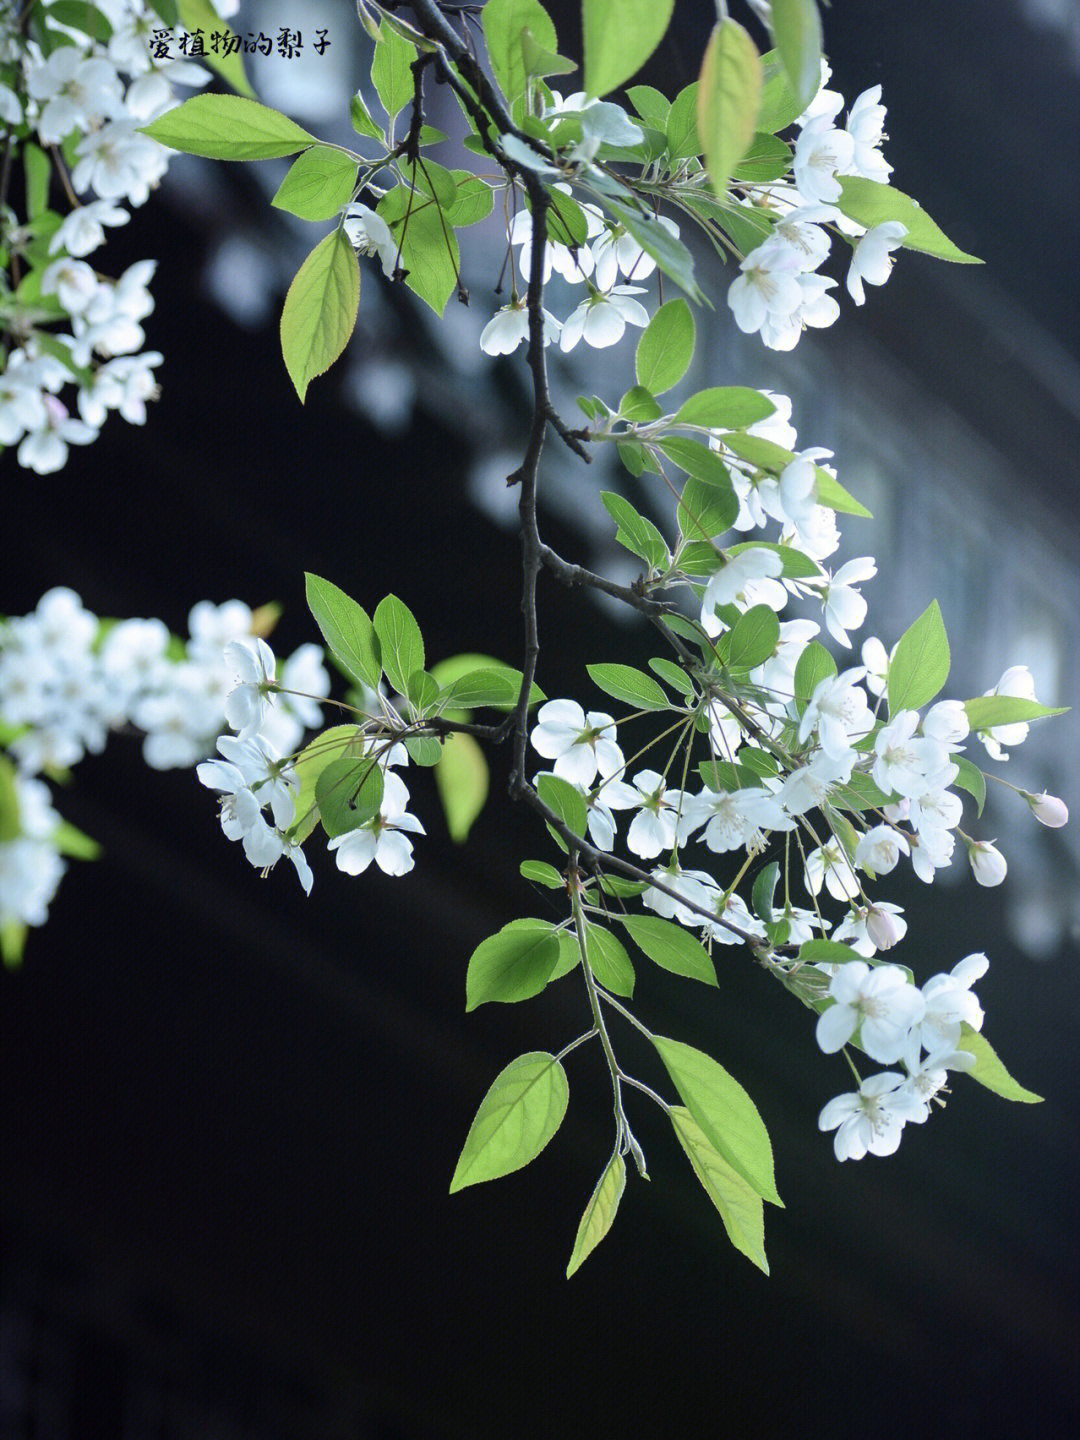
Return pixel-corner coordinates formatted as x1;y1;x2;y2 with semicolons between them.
968;840;1007;887
866;905;903;951
1026;791;1069;828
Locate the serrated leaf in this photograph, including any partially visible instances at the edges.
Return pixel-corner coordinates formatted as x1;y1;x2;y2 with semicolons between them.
441;667;543;711
536;773;588;837
450;1051;569;1191
304;574;381;690
620;916;718;987
371;21;416;120
887;600;950;715
545;185;589;246
586;663;669;712
751;862;779;924
566;1153;626;1277
756;51;801;133
350;90;384;140
483;0;558;105
951;754;986;818
771;0;823;112
653;1037;781;1205
678;474;738;540
444;174;495;227
626;84;671;132
659;436;733;489
521;860;565;888
636;298;694;394
837;176;982;264
287;726;366;841
674;386;775;431
405;735;442;766
315;754;384;837
793;640;837;714
280;230;360;402
377;187;461;315
597;195;704;303
466;918;560;1009
272;145;359;221
620;386;663;422
727;541;821;579
720;433;872;517
176;0;255;97
670;1107;768;1273
963;697;1068;730
585;925;635;998
959;1025;1043;1103
521;26;577;79
726;605;780;670
732;131;793;182
141;95;314;159
373;595;425;696
697;21;762;199
434;731;488;842
666;82;700;159
649;658;695;697
600;491;669;570
582;0;674;98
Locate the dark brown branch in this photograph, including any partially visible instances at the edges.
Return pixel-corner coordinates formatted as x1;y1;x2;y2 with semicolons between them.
539;544;674;618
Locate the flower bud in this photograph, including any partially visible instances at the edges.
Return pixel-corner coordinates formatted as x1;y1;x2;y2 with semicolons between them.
968;840;1007;887
1024;791;1069;829
866;905;903;951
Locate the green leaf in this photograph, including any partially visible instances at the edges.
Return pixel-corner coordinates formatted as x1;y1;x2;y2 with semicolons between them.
626;84;671;133
271;145;358;221
635;297;695;394
951;754;986;818
959;1025;1043;1103
720;433;872;517
377;188;461;315
648;658;696;698
674;386;775;431
551;930;582;979
315;755;384;837
963;696;1068;730
666;82;700;160
697;20;763;199
51;820;101;860
521;26;577;79
659;437;733;489
831;771;899;814
536;774;588;838
597;195;704;303
620;916;717;988
434;731;489;842
373;595;425;696
371;21;416;120
726;605;780;670
405;735;442;766
586;663;669;712
727;541;821;579
545;186;589;247
450;1051;569;1191
600;491;669;570
280;229;360;402
566;1152;626;1277
466;918;561;1009
521;860;565;888
836;176;982;264
304;574;381;690
653;1037;782;1205
288;726;367;841
582;0;674;98
45;0;113;36
619;386;663;422
1;921;27;968
797;939;863;965
0;757;21;842
482;0;558;105
732;131;793;183
751;862;779;924
176;0;255;98
585;925;635;998
793;640;837;713
887;600;951;716
677;475;738;541
756;51;801;133
24;143;51;220
140;95;315;160
349;90;384;141
770;0;823;111
441;667;544;711
410;160;459;210
670;1107;768;1274
444;174;495;227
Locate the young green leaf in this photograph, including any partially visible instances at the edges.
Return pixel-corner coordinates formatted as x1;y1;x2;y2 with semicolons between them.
597;196;704;303
635;298;695;394
23;143;51;220
674;386;775;430
377;188;461;315
648;658;696;698
678;475;739;540
466;918;562;1010
536;774;589;838
887;600;950;715
450;1051;569;1191
733;131;793;183
959;1025;1043;1103
280;230;360;402
434;731;489;842
371;22;417;120
837;177;982;264
349;90;384;140
521;860;565;888
304;574;381;690
586;663;669;712
585;925;635;998
659;436;733;489
272;145;359;222
670;1107;769;1274
720;433;873;517
176;0;256;97
726;605;780;670
770;0;823;112
315;755;384;837
619;386;663;422
441;667;544;711
600;491;670;570
582;0;674;98
620;916;718;987
951;754;986;817
288;726;367;842
727;541;822;580
140;95;313;159
373;595;425;696
794;640;837;713
653;1037;782;1205
444;174;496;227
751;862;779;924
50;821;101;860
566;1152;627;1277
1;921;27;968
482;0;558;105
963;696;1068;730
696;20;763;199
626;84;671;132
666;82;700;159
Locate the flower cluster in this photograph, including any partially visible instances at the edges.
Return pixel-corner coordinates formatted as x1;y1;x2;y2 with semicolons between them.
0;769;67;937
0;0;227;471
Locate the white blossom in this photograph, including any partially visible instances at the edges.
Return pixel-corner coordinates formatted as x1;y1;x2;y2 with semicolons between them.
819;1072;926;1161
804;839;861;902
799;670;872;760
816;961;926;1063
855;823;910;876
1025;791;1069;828
915;953;988;1056
793;117;856;205
844;86;892;182
343;204;399;276
326;771;424;876
978;665;1037;761
847;222;907;305
559;285;650;351
530;699;623;787
967;839;1007;887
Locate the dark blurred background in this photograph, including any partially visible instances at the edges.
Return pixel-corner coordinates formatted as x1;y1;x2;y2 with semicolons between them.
3;1;1079;1436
